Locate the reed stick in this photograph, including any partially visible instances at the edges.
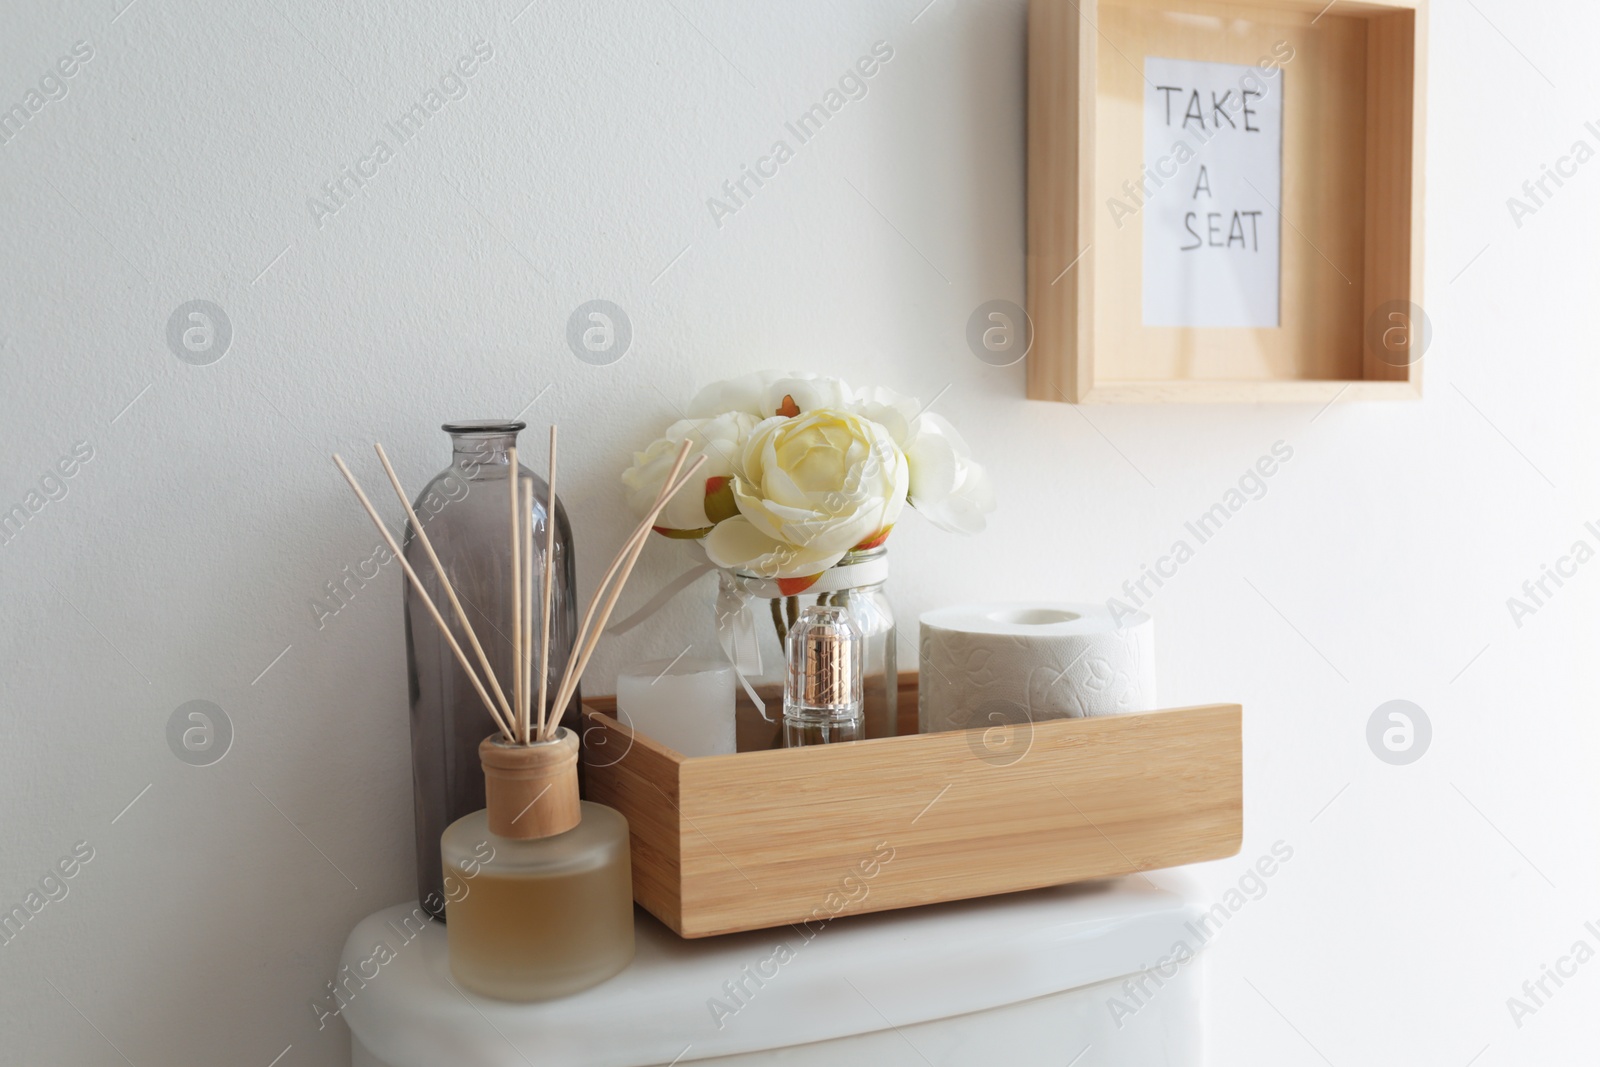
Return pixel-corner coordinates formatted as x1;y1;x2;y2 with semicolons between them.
372;443;516;730
333;454;515;741
552;456;705;715
509;446;525;743
549;440;692;716
535;425;558;741
521;441;537;745
550;449;706;718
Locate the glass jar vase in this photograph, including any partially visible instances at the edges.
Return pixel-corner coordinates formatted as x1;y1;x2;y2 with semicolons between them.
404;420;579;920
717;545;897;738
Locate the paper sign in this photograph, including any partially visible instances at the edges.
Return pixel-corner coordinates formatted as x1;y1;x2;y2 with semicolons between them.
1140;56;1283;328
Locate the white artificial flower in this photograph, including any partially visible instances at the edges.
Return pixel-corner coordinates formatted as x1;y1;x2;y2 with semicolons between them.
849;383;921;448
902;413;995;534
630;370;993;559
704;410;908;581
850;384;994;534
688;371;855;421
620;412;757;535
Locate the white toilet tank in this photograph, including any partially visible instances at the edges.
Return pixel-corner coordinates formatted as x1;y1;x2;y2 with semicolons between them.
339;876;1206;1066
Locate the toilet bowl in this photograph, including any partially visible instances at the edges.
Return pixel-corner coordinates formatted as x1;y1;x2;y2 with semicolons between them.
339;876;1206;1066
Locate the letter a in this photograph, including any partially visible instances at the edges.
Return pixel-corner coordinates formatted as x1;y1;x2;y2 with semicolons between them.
707;197;738;229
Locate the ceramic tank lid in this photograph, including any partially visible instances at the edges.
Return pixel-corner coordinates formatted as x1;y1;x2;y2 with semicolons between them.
339;875;1205;1067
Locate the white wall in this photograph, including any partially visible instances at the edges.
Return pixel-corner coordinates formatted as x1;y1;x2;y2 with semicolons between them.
2;0;1595;1063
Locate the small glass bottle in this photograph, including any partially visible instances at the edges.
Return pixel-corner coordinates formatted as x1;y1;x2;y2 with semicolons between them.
783;606;865;747
441;730;635;1001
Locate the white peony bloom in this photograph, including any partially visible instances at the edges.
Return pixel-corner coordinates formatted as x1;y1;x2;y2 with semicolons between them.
849;383;921;448
902;413;995;534
704;410;908;582
620;412;758;536
688;371;856;421
849;384;995;535
625;370;992;561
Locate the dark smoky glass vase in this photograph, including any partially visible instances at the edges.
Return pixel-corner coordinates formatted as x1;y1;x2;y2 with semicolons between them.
404;421;579;920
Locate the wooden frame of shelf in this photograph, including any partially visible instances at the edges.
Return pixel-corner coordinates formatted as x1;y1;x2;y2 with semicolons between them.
1026;0;1427;404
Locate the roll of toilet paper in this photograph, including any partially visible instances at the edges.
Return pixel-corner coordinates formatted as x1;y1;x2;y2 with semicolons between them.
918;602;1156;733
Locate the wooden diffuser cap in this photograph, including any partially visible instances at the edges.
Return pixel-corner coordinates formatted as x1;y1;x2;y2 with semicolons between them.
479;729;581;840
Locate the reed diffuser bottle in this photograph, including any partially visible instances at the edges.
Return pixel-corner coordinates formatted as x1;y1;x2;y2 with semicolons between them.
402;421;578;920
335;425;708;1001
442;730;633;1000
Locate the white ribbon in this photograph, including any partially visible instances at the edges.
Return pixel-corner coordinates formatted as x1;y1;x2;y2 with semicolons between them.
725;554;890;604
605;562;717;637
713;571;768;717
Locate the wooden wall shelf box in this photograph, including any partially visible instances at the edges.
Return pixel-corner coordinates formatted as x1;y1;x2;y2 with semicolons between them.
582;674;1242;938
1027;0;1427;403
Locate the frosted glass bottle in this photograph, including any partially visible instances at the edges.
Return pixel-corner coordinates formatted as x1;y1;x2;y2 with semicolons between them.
405;420;579;920
441;729;635;1001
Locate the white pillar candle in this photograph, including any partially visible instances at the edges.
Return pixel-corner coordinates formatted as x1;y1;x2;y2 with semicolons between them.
615;657;737;758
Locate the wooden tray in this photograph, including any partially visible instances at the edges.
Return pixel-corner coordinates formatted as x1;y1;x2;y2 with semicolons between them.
582;673;1242;938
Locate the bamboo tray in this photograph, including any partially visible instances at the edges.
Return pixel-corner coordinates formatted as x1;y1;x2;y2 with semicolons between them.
582;673;1241;938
